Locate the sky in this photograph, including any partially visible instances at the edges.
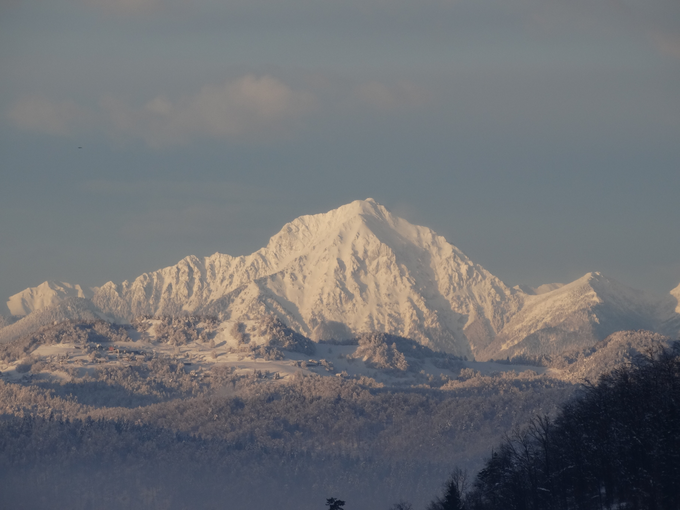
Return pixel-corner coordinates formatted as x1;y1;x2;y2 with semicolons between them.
1;0;679;308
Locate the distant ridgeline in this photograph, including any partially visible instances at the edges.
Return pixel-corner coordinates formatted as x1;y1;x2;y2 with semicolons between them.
3;200;680;361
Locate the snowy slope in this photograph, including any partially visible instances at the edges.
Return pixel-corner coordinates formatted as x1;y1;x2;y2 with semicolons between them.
0;314;19;329
478;272;663;360
547;330;674;383
7;281;94;316
0;297;110;344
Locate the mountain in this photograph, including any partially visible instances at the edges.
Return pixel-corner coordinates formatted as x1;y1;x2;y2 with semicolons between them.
0;297;111;345
89;199;522;357
0;315;19;329
673;283;680;311
659;282;680;338
3;199;677;358
7;281;94;316
546;329;674;383
479;272;665;360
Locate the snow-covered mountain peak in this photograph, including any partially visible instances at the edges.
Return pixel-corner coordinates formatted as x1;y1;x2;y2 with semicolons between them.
255;199;483;286
671;282;680;314
76;199;524;356
4;200;671;360
580;272;663;310
261;199;414;258
7;281;94;316
476;271;664;360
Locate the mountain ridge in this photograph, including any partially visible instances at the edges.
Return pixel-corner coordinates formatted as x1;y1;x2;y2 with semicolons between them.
480;272;665;360
4;199;679;358
79;198;525;357
7;281;94;316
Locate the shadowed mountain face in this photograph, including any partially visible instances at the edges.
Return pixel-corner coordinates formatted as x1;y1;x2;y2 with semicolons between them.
4;199;678;359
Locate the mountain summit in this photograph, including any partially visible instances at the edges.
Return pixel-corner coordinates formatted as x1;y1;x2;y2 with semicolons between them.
7;281;93;316
4;199;677;358
90;199;523;357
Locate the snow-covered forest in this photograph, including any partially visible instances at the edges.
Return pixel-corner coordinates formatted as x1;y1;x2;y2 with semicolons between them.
0;315;676;508
0;317;575;509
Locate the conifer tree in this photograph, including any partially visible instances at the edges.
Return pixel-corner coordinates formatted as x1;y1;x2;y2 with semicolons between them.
326;497;345;510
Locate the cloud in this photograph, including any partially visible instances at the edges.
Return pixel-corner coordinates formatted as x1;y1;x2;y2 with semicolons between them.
8;96;89;136
101;75;317;146
524;0;680;59
355;81;429;111
8;75;317;147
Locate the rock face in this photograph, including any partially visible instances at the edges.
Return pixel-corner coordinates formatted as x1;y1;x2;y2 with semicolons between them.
3;199;678;358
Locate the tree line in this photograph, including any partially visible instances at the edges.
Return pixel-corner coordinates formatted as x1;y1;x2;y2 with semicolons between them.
392;342;680;510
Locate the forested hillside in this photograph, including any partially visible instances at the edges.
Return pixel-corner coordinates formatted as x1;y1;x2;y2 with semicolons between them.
0;317;674;509
0;370;575;509
461;343;680;510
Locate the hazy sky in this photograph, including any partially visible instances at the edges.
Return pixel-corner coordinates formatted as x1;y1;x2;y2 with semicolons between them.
2;0;679;306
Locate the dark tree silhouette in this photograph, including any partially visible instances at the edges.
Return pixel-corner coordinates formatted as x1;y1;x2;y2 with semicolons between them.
326;497;346;510
427;469;466;510
466;342;680;510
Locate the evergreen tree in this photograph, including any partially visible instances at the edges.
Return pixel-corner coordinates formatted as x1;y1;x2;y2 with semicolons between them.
326;497;345;510
466;342;680;510
428;471;465;510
